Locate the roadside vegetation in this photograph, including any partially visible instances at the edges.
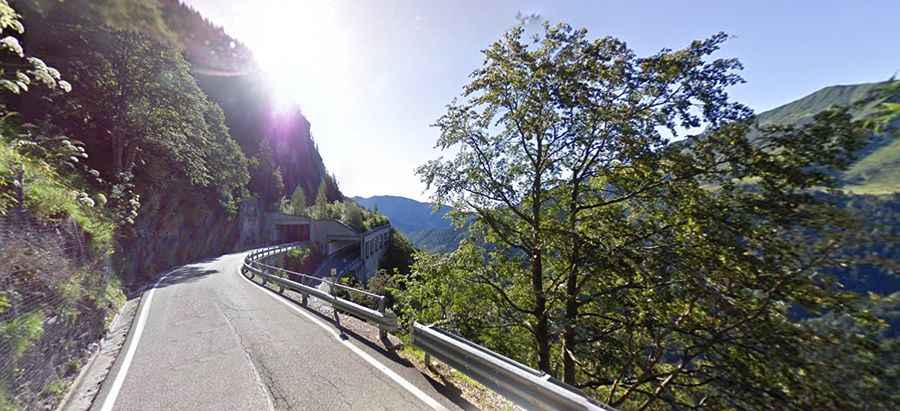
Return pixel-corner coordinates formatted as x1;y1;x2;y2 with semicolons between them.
0;0;897;409
0;2;128;408
281;183;389;232
377;21;900;410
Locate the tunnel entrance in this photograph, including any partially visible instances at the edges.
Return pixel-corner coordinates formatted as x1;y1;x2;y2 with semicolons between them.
275;224;310;243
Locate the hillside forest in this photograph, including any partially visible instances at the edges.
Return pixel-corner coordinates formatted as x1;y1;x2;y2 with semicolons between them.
0;0;377;408
0;0;897;410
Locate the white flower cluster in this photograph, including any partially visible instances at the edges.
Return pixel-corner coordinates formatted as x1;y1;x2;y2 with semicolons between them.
0;35;22;57
22;57;71;92
76;191;95;208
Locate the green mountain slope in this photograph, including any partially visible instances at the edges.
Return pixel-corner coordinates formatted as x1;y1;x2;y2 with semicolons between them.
373;80;900;254
756;81;892;125
352;195;466;252
352;195;453;233
755;80;900;194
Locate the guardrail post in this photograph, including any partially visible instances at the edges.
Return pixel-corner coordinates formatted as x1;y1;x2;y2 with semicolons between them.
329;270;345;338
424;352;432;369
377;297;388;342
245;243;401;346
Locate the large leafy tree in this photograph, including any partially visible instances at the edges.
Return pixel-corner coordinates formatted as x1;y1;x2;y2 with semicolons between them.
19;8;249;214
416;21;889;409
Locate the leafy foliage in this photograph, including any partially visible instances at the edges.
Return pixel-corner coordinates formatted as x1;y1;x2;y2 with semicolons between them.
285;186;307;216
28;21;249;208
0;0;69;95
412;21;894;409
311;177;330;219
341;199;363;230
304;180;387;231
284;243;322;275
249;138;286;209
378;230;416;276
0;310;43;359
0;113;115;250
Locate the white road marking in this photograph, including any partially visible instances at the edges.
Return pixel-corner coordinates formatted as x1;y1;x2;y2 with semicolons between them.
98;270;174;411
238;259;449;411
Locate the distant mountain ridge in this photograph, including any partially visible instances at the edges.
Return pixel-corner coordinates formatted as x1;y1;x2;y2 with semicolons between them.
753;80;899;194
352;195;465;252
352;196;452;232
756;81;893;125
362;80;899;254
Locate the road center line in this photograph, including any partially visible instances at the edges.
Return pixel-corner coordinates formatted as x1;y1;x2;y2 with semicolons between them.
237;259;448;411
98;270;174;411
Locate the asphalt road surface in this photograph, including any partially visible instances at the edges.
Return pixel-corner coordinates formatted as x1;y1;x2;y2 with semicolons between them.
91;250;464;411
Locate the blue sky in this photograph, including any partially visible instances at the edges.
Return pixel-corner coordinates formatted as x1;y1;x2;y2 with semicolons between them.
184;0;900;201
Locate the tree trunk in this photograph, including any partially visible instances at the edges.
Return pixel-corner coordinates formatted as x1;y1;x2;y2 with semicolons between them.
563;184;583;384
531;247;551;373
531;168;553;373
562;268;578;384
112;137;124;175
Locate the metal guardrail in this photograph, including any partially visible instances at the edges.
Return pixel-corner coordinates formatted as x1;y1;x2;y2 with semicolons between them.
244;243;612;410
242;243;398;339
411;322;614;411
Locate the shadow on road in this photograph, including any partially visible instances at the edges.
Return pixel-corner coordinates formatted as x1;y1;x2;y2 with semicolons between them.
135;258;224;293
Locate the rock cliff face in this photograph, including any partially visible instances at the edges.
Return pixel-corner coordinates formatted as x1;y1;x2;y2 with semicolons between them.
116;186;242;285
237;198;266;250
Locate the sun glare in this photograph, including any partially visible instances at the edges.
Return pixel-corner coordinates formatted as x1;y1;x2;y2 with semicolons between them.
246;1;353;114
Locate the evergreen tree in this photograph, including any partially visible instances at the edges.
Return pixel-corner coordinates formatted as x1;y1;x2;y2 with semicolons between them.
311;178;329;219
289;186;307;216
249;138;284;209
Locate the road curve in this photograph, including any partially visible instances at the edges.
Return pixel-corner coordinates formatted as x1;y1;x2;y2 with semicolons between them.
91;250;462;411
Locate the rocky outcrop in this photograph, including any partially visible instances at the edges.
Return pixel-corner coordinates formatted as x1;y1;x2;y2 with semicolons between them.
237;198;265;250
115;186;242;285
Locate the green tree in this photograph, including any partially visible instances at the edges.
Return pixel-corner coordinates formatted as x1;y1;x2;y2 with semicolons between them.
342;199;363;230
311;177;329;219
416;21;885;409
379;229;414;275
249;138;285;209
30;23;249;212
288;186;307;216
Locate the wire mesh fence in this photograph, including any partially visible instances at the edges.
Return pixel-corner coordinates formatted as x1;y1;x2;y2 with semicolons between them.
0;210;120;410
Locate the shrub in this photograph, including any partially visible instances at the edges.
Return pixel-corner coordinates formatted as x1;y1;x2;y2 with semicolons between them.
0;310;44;359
